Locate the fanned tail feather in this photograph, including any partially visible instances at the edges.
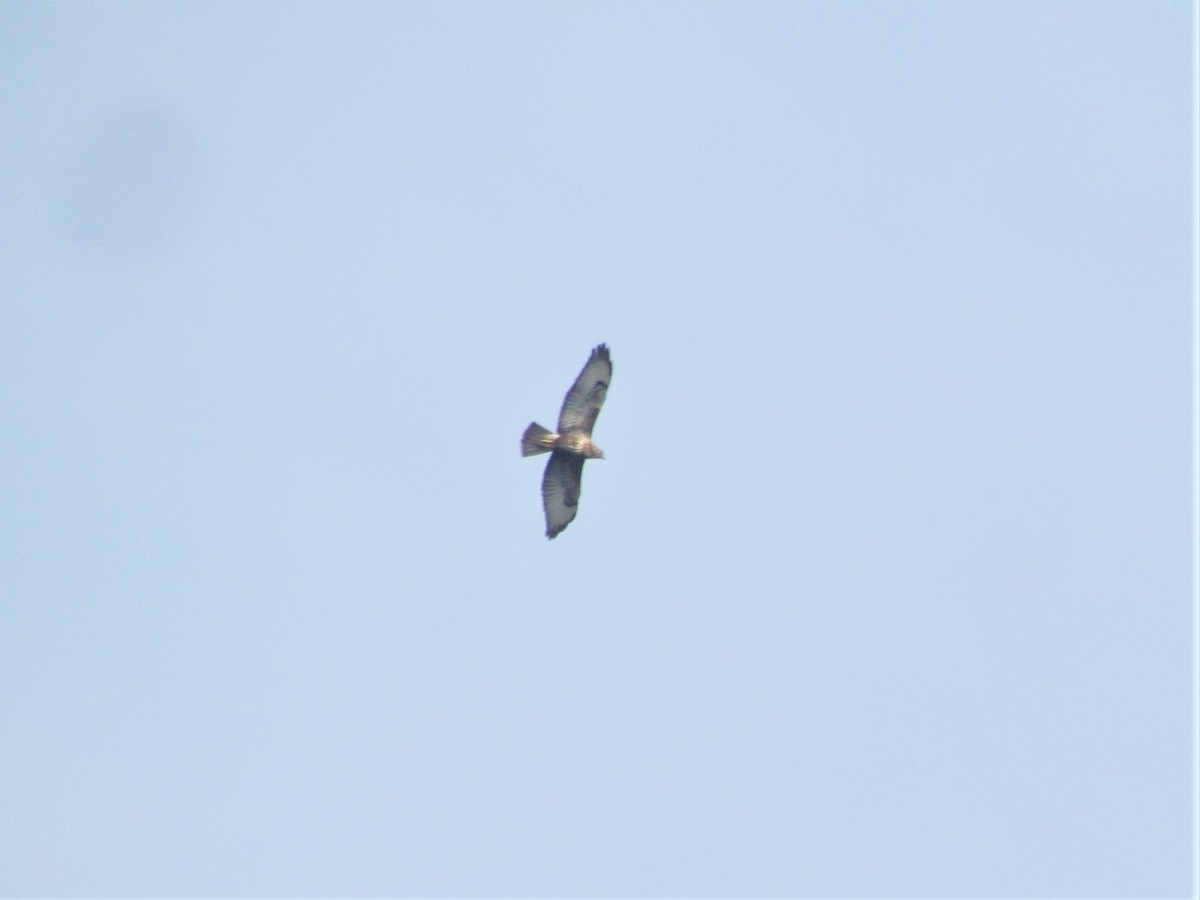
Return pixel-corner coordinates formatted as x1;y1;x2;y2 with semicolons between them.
521;422;554;457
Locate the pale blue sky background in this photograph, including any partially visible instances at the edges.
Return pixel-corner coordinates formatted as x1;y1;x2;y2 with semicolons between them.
0;1;1195;896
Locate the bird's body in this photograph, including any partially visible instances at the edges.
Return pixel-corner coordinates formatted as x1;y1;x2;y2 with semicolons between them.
521;344;611;538
521;425;604;459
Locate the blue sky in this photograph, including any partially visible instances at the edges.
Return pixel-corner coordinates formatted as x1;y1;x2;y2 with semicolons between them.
1;1;1195;895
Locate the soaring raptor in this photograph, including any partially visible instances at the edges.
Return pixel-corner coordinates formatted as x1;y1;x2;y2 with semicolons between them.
521;343;611;538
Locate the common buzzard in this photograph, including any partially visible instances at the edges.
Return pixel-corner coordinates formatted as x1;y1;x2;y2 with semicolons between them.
521;343;611;539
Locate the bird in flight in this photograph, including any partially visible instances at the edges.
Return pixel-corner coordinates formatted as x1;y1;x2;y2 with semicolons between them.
521;343;611;539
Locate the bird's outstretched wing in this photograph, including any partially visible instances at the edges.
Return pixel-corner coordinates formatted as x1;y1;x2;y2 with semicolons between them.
542;450;585;538
557;343;611;435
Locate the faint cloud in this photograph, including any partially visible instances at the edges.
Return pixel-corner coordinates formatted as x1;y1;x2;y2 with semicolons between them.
63;102;207;258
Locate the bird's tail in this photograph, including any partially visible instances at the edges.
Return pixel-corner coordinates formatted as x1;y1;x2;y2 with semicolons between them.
521;422;555;457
